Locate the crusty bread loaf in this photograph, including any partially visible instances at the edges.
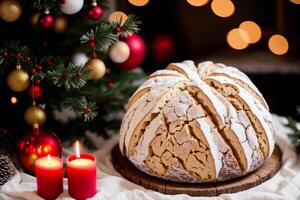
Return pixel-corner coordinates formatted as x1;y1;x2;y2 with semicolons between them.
119;61;275;183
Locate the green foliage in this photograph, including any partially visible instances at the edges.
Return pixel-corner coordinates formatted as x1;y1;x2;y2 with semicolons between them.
47;63;91;90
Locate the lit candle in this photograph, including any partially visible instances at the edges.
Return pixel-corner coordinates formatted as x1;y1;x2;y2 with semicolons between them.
66;141;97;200
35;155;63;200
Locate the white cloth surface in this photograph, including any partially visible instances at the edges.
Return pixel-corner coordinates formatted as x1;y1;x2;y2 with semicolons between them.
1;114;300;200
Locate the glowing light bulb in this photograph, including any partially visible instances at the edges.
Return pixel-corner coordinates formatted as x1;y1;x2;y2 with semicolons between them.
128;0;149;6
109;11;128;25
11;96;17;104
211;0;235;18
187;0;209;7
268;34;289;55
226;28;249;50
239;21;262;44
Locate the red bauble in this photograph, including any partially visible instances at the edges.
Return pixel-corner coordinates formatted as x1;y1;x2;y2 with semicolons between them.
38;14;54;28
118;34;146;70
28;85;43;99
87;5;103;21
151;34;176;63
17;127;62;175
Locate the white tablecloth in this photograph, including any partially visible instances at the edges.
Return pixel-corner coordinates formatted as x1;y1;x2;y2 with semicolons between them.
1;114;300;200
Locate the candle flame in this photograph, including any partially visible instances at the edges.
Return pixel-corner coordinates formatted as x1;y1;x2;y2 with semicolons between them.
75;141;80;159
47;154;51;165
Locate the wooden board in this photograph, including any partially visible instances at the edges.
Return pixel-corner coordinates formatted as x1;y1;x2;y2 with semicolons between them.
111;144;282;196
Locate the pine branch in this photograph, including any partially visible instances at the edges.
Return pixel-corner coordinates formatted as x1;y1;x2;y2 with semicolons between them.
80;23;117;51
62;97;98;122
111;14;141;37
47;63;91;90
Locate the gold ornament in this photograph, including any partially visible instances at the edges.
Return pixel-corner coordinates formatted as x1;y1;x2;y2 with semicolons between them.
0;0;22;22
24;104;46;126
85;58;106;80
7;64;30;92
53;15;68;33
29;11;41;26
109;41;130;63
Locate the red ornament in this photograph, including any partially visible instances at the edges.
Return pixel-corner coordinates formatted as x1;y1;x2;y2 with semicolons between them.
35;79;42;85
28;85;43;99
151;34;176;63
118;34;146;70
87;5;103;21
39;14;54;28
17;127;62;175
92;52;97;58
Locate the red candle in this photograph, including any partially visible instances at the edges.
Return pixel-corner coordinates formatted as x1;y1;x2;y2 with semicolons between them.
67;141;97;200
35;155;63;200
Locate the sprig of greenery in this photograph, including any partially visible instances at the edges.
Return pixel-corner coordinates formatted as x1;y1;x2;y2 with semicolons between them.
62;97;98;122
47;63;91;90
80;23;117;50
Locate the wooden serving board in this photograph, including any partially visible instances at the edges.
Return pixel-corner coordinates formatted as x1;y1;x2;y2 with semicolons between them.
111;144;282;196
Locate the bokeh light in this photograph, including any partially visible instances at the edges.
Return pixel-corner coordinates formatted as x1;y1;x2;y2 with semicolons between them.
226;28;249;50
290;0;300;4
187;0;209;7
11;96;17;104
268;34;289;55
128;0;149;6
109;11;128;25
211;0;235;18
239;21;262;44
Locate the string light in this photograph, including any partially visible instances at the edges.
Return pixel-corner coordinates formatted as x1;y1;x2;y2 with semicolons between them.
11;96;18;104
226;28;249;50
211;0;235;18
108;11;128;25
186;0;209;7
268;34;289;55
128;0;149;6
290;0;300;4
239;21;261;44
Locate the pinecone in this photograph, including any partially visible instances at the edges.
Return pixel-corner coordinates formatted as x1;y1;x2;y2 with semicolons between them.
0;155;15;185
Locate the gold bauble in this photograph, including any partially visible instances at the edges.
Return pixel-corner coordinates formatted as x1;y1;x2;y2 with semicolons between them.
7;66;30;92
29;11;41;26
109;41;130;63
85;58;106;80
53;15;68;33
0;0;22;22
24;105;46;126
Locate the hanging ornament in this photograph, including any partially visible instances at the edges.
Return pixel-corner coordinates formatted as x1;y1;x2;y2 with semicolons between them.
38;9;53;29
84;58;106;80
28;85;43;99
109;41;130;63
118;34;146;70
53;15;68;33
72;52;88;66
0;0;22;22
87;1;103;21
60;0;84;15
17;124;62;175
24;103;46;126
150;34;176;63
7;64;30;92
29;11;41;26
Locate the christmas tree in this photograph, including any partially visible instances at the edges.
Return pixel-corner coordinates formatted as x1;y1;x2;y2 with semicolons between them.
0;0;146;172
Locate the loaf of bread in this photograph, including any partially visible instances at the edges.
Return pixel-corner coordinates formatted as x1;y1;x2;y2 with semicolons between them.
119;61;275;183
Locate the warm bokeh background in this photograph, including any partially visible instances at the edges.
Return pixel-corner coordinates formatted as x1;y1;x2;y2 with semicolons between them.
117;0;300;118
